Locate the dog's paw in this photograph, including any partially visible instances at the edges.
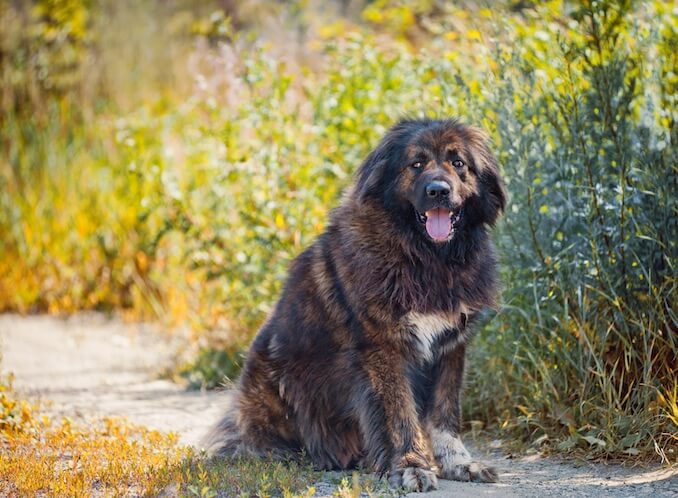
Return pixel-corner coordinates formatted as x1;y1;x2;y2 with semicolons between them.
441;461;498;483
430;429;499;483
388;467;439;492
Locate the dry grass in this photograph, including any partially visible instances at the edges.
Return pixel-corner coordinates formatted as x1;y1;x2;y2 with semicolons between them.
0;373;189;497
0;372;320;497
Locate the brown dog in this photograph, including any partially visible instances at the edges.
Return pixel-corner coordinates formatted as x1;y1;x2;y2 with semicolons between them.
204;118;506;492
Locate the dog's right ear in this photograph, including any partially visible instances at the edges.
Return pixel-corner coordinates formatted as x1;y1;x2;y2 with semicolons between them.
355;151;387;202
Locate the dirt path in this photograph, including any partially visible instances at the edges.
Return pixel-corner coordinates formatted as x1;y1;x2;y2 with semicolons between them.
0;313;228;446
1;314;676;497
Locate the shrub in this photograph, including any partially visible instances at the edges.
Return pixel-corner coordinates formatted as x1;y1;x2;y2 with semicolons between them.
464;0;677;461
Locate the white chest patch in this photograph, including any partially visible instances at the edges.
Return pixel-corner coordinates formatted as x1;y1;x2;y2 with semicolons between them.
405;310;465;361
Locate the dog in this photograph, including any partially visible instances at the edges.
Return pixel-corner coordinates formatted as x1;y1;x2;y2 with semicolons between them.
204;118;506;492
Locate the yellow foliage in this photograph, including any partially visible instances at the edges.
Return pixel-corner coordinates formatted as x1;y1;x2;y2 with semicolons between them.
0;376;190;497
466;29;482;41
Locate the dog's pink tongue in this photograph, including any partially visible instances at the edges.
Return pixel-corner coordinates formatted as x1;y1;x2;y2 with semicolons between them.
425;208;451;241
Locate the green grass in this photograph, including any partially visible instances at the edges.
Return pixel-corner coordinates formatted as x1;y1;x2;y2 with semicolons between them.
179;457;320;498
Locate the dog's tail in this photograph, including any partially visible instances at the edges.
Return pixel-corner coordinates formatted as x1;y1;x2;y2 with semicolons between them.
200;390;246;458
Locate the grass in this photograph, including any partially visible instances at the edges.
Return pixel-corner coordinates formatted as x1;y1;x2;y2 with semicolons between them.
179;458;320;498
0;373;188;497
0;372;328;497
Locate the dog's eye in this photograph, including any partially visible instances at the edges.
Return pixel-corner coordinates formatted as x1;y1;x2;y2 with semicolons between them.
411;161;423;169
452;159;465;169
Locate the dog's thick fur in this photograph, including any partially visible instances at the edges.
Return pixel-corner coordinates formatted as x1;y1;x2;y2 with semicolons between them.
204;118;506;492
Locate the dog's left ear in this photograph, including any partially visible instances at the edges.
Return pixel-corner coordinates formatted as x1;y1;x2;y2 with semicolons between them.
355;148;388;202
467;128;507;225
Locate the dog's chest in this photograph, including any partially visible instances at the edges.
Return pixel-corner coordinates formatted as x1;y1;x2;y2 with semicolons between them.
404;308;467;361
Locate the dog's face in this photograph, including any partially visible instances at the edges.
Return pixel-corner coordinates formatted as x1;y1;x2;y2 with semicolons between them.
356;119;506;244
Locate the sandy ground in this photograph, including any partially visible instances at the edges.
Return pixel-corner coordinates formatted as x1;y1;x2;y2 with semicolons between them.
0;313;676;497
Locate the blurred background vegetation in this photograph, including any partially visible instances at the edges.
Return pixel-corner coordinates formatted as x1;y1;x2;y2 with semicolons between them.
0;0;675;463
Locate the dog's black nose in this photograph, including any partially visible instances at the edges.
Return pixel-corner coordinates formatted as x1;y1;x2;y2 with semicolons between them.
426;181;451;198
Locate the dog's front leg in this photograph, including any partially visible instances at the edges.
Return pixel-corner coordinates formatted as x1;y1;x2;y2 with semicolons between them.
427;343;498;482
357;346;438;492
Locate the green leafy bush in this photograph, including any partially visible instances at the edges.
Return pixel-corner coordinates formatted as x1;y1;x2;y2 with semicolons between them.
0;0;675;461
465;0;677;461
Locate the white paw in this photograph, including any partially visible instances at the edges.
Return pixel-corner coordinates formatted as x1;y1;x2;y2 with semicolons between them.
430;429;499;483
388;466;439;492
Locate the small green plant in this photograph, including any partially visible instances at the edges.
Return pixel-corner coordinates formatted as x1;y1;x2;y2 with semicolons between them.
333;472;398;498
180;456;318;498
179;346;244;390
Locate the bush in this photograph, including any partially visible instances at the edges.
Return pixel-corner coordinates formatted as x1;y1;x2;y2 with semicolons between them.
465;0;677;461
0;0;675;461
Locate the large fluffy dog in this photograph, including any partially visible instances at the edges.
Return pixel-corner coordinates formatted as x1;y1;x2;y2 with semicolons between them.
205;118;506;492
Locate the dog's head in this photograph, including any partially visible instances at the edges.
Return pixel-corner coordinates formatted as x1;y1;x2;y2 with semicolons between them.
355;119;506;244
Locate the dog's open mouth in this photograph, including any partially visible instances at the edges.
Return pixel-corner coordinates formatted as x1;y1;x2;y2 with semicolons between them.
416;207;462;242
